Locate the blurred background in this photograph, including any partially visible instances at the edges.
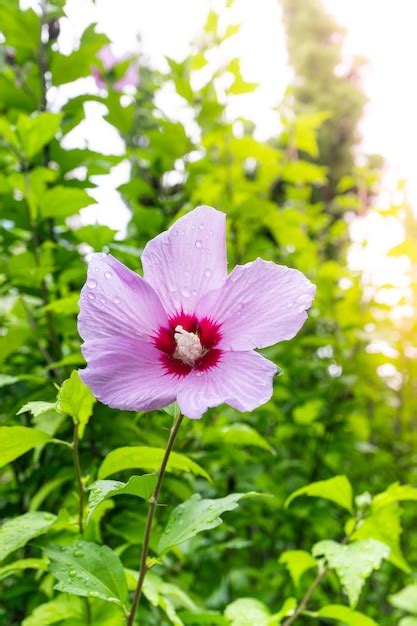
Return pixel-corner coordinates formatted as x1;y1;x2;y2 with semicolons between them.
1;1;417;624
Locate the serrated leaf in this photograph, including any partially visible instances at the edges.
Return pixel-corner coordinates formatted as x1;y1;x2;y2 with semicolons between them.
279;550;317;587
87;474;157;523
44;541;128;607
158;492;259;554
16;113;62;159
39;186;94;219
312;539;390;606
317;604;378;626
57;371;95;437
389;585;417;614
0;511;56;562
0;426;53;468
98;446;210;481
225;598;270;626
286;475;353;512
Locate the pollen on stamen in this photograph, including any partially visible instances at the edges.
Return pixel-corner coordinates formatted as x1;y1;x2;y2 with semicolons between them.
173;325;204;365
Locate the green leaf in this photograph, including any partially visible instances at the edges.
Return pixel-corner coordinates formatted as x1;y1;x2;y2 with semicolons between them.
98;446;210;481
0;426;52;468
158;492;259;554
162;402;181;419
0;557;48;580
87;474;157;523
50;25;109;85
279;550;317;587
312;539;390;607
225;598;270;626
17;113;62;159
350;501;409;571
389;585;417;614
57;371;96;437
44;541;128;607
39;186;94;219
203;423;274;453
0;511;56;562
317;605;378;626
400;619;417;626
286;475;353;512
0;1;40;53
293;399;324;425
373;483;417;508
22;595;83;626
17;401;56;418
73;225;116;250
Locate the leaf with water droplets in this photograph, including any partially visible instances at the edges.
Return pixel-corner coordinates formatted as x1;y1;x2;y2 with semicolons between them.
158;492;263;554
0;512;57;562
86;474;157;523
44;541;128;608
312;539;390;607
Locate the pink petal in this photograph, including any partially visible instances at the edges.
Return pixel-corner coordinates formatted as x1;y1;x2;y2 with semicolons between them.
92;66;106;89
176;350;277;419
78;253;168;343
98;45;117;70
196;258;316;350
141;206;227;317
80;337;179;411
115;64;139;91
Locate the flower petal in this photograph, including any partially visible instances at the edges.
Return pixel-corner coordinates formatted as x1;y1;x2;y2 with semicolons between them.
176;350;277;419
141;205;227;317
78;253;168;343
196;258;315;350
80;337;179;411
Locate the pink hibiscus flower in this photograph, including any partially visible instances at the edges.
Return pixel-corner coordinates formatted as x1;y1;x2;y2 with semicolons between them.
78;206;315;419
92;45;139;92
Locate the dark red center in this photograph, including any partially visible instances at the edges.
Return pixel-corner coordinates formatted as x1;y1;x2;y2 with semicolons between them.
154;312;222;376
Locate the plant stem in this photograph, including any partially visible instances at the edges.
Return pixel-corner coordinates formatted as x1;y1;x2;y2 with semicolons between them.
282;565;328;626
126;413;184;626
71;422;84;535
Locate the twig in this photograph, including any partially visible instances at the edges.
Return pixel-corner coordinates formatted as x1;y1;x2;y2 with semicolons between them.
126;413;185;626
71;422;84;535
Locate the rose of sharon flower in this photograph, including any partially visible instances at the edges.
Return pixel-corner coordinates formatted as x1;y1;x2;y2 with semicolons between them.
92;45;139;92
78;206;315;419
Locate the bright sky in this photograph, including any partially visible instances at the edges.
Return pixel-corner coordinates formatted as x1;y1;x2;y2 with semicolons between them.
53;0;417;219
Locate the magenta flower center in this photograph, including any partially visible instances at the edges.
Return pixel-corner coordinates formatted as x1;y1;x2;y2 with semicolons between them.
155;313;222;376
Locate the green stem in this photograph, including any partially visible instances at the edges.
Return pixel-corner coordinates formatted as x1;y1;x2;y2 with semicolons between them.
126;413;184;626
71;422;84;535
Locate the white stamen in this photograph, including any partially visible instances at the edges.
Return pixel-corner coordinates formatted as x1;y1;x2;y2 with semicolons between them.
173;325;204;366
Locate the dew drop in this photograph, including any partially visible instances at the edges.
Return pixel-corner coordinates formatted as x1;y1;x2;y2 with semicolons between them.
173;229;179;237
87;279;97;289
73;549;84;558
196;371;203;377
181;287;191;298
87;292;95;301
99;295;106;304
114;296;121;305
163;236;170;245
168;285;177;293
198;222;204;230
195;240;203;249
104;271;112;280
209;230;214;236
204;269;212;278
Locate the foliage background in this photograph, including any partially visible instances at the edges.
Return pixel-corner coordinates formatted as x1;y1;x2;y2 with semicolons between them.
1;0;417;625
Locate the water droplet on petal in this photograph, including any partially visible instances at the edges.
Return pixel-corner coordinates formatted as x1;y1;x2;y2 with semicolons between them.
87;279;97;289
168;285;177;293
195;240;203;249
163;236;170;245
209;230;214;236
196;371;203;377
114;296;121;305
104;271;112;280
204;269;212;278
181;287;191;298
87;292;95;301
173;229;179;237
198;222;204;230
99;295;106;304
